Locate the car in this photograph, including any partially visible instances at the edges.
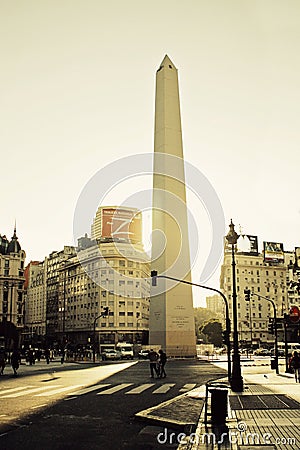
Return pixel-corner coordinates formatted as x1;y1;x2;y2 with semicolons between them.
101;349;121;361
254;348;271;356
138;349;150;359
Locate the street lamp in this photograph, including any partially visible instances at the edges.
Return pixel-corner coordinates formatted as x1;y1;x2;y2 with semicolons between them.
226;219;243;392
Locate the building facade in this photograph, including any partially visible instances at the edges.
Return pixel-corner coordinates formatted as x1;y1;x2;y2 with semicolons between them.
0;227;26;347
61;237;150;352
24;261;47;346
220;237;288;348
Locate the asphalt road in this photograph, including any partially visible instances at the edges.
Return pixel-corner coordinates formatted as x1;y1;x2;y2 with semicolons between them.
0;359;226;450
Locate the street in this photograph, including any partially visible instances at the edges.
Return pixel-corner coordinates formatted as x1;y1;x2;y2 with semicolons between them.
0;358;226;449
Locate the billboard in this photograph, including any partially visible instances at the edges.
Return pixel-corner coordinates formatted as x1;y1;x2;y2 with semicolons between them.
224;235;258;255
263;241;284;263
101;207;142;243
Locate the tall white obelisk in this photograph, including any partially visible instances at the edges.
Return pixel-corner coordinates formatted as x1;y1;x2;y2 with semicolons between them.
149;55;196;357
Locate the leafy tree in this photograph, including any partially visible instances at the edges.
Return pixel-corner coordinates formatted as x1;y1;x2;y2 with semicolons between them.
201;321;223;347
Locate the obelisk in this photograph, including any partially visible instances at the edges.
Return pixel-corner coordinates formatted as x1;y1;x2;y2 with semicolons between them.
149;55;196;357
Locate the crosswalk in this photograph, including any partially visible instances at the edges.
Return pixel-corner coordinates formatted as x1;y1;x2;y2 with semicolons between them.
0;382;197;399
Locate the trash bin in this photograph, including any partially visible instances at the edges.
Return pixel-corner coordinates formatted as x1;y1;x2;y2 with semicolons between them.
210;387;228;424
271;357;277;370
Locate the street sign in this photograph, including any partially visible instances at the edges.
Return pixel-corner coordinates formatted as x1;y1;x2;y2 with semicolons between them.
289;305;300;323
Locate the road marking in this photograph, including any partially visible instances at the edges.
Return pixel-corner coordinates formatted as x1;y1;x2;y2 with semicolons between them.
0;386;34;396
67;384;111;396
35;385;83;396
97;383;133;395
125;384;155;394
2;385;62;398
152;384;175;394
179;383;197;392
31;404;47;409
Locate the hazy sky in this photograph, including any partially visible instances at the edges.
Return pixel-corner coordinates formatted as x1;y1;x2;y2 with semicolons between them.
1;1;300;306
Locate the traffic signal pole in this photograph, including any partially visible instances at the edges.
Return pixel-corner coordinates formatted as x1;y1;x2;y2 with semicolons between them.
246;291;279;374
151;271;232;381
93;307;110;363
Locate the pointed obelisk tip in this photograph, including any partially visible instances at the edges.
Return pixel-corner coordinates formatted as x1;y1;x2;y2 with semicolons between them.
157;54;177;71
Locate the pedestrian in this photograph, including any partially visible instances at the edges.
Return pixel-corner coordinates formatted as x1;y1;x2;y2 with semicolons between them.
289;351;300;382
45;348;50;364
148;349;159;378
0;347;7;375
11;349;20;376
157;349;167;378
28;348;35;365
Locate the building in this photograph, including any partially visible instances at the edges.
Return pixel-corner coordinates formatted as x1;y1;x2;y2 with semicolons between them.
24;261;47;346
206;295;225;317
58;237;150;352
45;246;76;346
0;227;26;347
220;236;288;348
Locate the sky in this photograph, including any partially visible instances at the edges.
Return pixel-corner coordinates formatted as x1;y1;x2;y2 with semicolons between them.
1;1;300;307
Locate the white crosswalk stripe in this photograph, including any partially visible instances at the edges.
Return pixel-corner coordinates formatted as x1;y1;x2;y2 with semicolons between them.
67;384;111;396
96;383;133;395
179;383;197;392
0;386;34;396
2;385;62;398
125;383;155;394
152;383;175;394
35;385;83;396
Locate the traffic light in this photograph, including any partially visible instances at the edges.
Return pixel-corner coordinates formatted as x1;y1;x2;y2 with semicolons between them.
268;319;274;335
151;270;158;286
222;330;230;346
244;289;251;301
102;306;109;317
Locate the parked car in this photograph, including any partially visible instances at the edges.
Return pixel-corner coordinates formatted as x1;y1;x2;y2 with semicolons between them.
254;348;271;356
138;349;150;359
101;349;121;361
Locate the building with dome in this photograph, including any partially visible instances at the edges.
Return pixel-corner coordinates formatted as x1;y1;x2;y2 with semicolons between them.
0;226;26;346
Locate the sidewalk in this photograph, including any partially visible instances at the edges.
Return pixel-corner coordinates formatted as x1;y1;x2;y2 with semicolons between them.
135;363;300;449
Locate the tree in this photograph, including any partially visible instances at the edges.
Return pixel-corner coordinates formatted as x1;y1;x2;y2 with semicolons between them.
201;321;223;347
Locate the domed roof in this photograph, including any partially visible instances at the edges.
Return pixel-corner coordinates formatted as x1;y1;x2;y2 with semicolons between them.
7;226;22;254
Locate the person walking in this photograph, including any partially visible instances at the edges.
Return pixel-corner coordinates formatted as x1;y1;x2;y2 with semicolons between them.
289;350;300;382
157;349;167;378
11;349;20;376
148;349;159;378
0;347;7;375
45;348;50;364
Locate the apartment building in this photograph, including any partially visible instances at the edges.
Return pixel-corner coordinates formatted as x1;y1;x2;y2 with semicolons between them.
0;227;26;345
220;236;288;347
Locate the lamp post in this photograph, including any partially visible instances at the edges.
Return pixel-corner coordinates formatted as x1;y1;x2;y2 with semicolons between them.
226;219;243;392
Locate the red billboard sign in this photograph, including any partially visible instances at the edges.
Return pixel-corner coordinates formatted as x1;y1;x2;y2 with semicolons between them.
101;207;142;243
